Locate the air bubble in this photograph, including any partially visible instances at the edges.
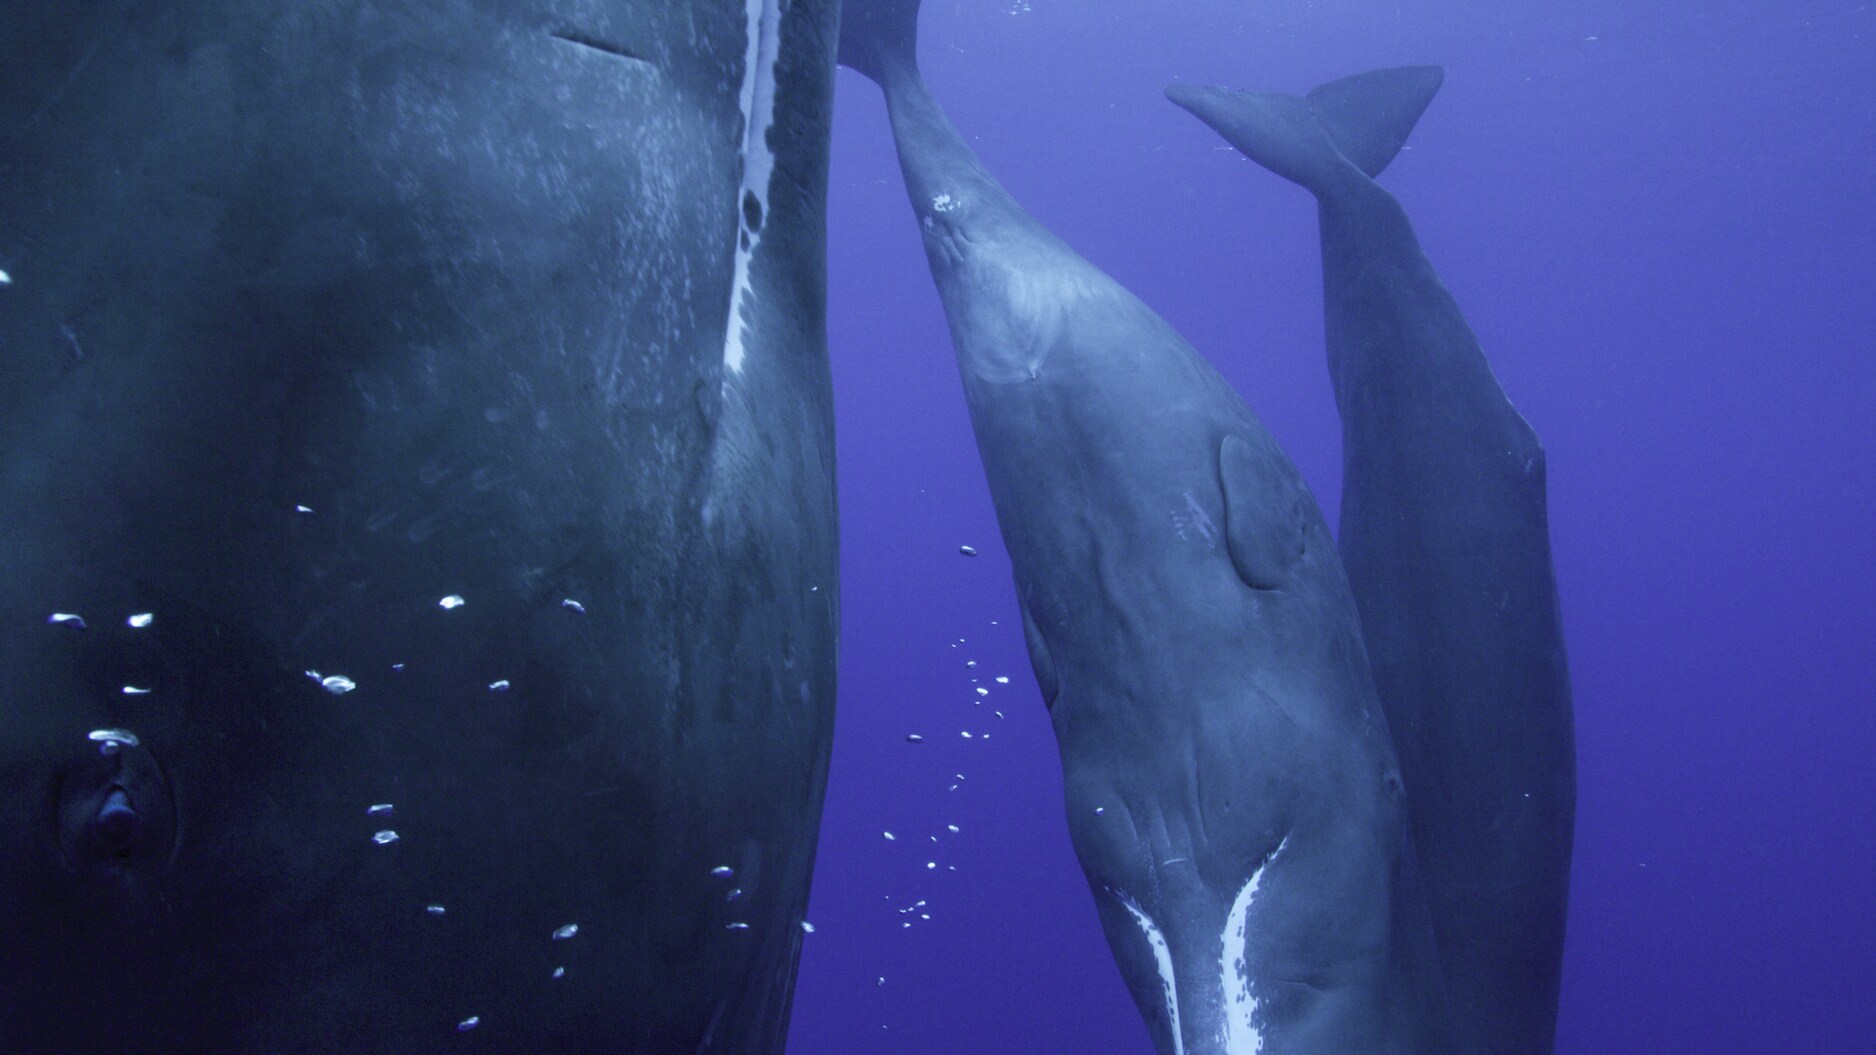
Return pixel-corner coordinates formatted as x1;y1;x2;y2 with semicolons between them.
47;613;86;629
88;729;139;756
488;680;510;692
321;675;357;695
552;924;578;940
439;595;465;609
127;613;154;628
711;865;734;878
372;830;399;845
561;599;586;613
367;803;393;816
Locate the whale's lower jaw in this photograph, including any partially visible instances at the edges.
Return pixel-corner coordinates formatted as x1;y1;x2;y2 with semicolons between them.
1114;840;1286;1055
1119;893;1186;1055
1220;843;1285;1054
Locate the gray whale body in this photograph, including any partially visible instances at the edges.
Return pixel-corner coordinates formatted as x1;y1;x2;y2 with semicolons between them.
1171;67;1576;1055
0;2;838;1052
841;4;1429;1052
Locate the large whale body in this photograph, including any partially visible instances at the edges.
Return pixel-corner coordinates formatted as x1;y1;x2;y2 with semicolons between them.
0;2;838;1052
840;4;1435;1052
1171;69;1576;1054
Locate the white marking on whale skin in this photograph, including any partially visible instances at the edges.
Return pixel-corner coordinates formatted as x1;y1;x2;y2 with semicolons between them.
722;0;784;375
1119;892;1186;1055
1221;837;1288;1054
1170;490;1220;549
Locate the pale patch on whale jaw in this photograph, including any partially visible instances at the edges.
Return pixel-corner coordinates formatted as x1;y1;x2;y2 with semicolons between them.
1119;892;1186;1055
1220;837;1288;1055
722;0;784;376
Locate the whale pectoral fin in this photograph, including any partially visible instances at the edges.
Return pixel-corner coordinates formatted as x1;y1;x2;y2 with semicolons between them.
1219;435;1306;591
1018;593;1060;709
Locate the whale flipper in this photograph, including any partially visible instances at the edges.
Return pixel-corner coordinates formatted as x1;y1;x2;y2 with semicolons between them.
1219;434;1307;592
1166;66;1443;191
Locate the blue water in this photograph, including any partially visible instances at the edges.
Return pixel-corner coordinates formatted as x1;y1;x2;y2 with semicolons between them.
787;2;1876;1051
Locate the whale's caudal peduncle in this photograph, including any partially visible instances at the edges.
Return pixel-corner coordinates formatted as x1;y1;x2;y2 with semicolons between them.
723;0;784;375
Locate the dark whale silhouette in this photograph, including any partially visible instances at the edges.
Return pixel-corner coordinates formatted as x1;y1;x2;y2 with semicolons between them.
0;2;839;1051
1171;68;1576;1055
841;4;1432;1052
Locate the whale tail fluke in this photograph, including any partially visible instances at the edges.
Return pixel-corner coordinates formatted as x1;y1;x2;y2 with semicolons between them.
838;0;922;83
1166;66;1443;192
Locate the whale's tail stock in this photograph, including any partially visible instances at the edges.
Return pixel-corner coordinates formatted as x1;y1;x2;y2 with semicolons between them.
1166;66;1444;194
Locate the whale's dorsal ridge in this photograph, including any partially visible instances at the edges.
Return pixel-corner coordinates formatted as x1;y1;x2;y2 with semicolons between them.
1219;434;1306;592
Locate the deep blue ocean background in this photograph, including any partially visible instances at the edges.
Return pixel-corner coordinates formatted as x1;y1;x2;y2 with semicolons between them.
784;1;1875;1051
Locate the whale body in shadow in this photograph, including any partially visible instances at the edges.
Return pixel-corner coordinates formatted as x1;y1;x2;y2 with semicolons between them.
0;2;840;1051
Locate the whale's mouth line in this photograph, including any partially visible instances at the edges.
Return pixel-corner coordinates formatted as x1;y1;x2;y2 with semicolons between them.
548;29;654;68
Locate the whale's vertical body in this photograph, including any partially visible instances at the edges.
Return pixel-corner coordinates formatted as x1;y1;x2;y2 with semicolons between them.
0;2;838;1051
1172;69;1576;1055
843;5;1420;1052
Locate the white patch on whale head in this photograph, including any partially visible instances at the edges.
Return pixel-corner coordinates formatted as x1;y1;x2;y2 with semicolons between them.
722;0;784;375
1221;837;1287;1054
1119;892;1186;1055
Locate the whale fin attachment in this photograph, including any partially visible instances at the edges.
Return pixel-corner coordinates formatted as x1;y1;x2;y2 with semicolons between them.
838;0;922;82
1219;435;1306;592
1018;595;1060;709
1165;66;1443;193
